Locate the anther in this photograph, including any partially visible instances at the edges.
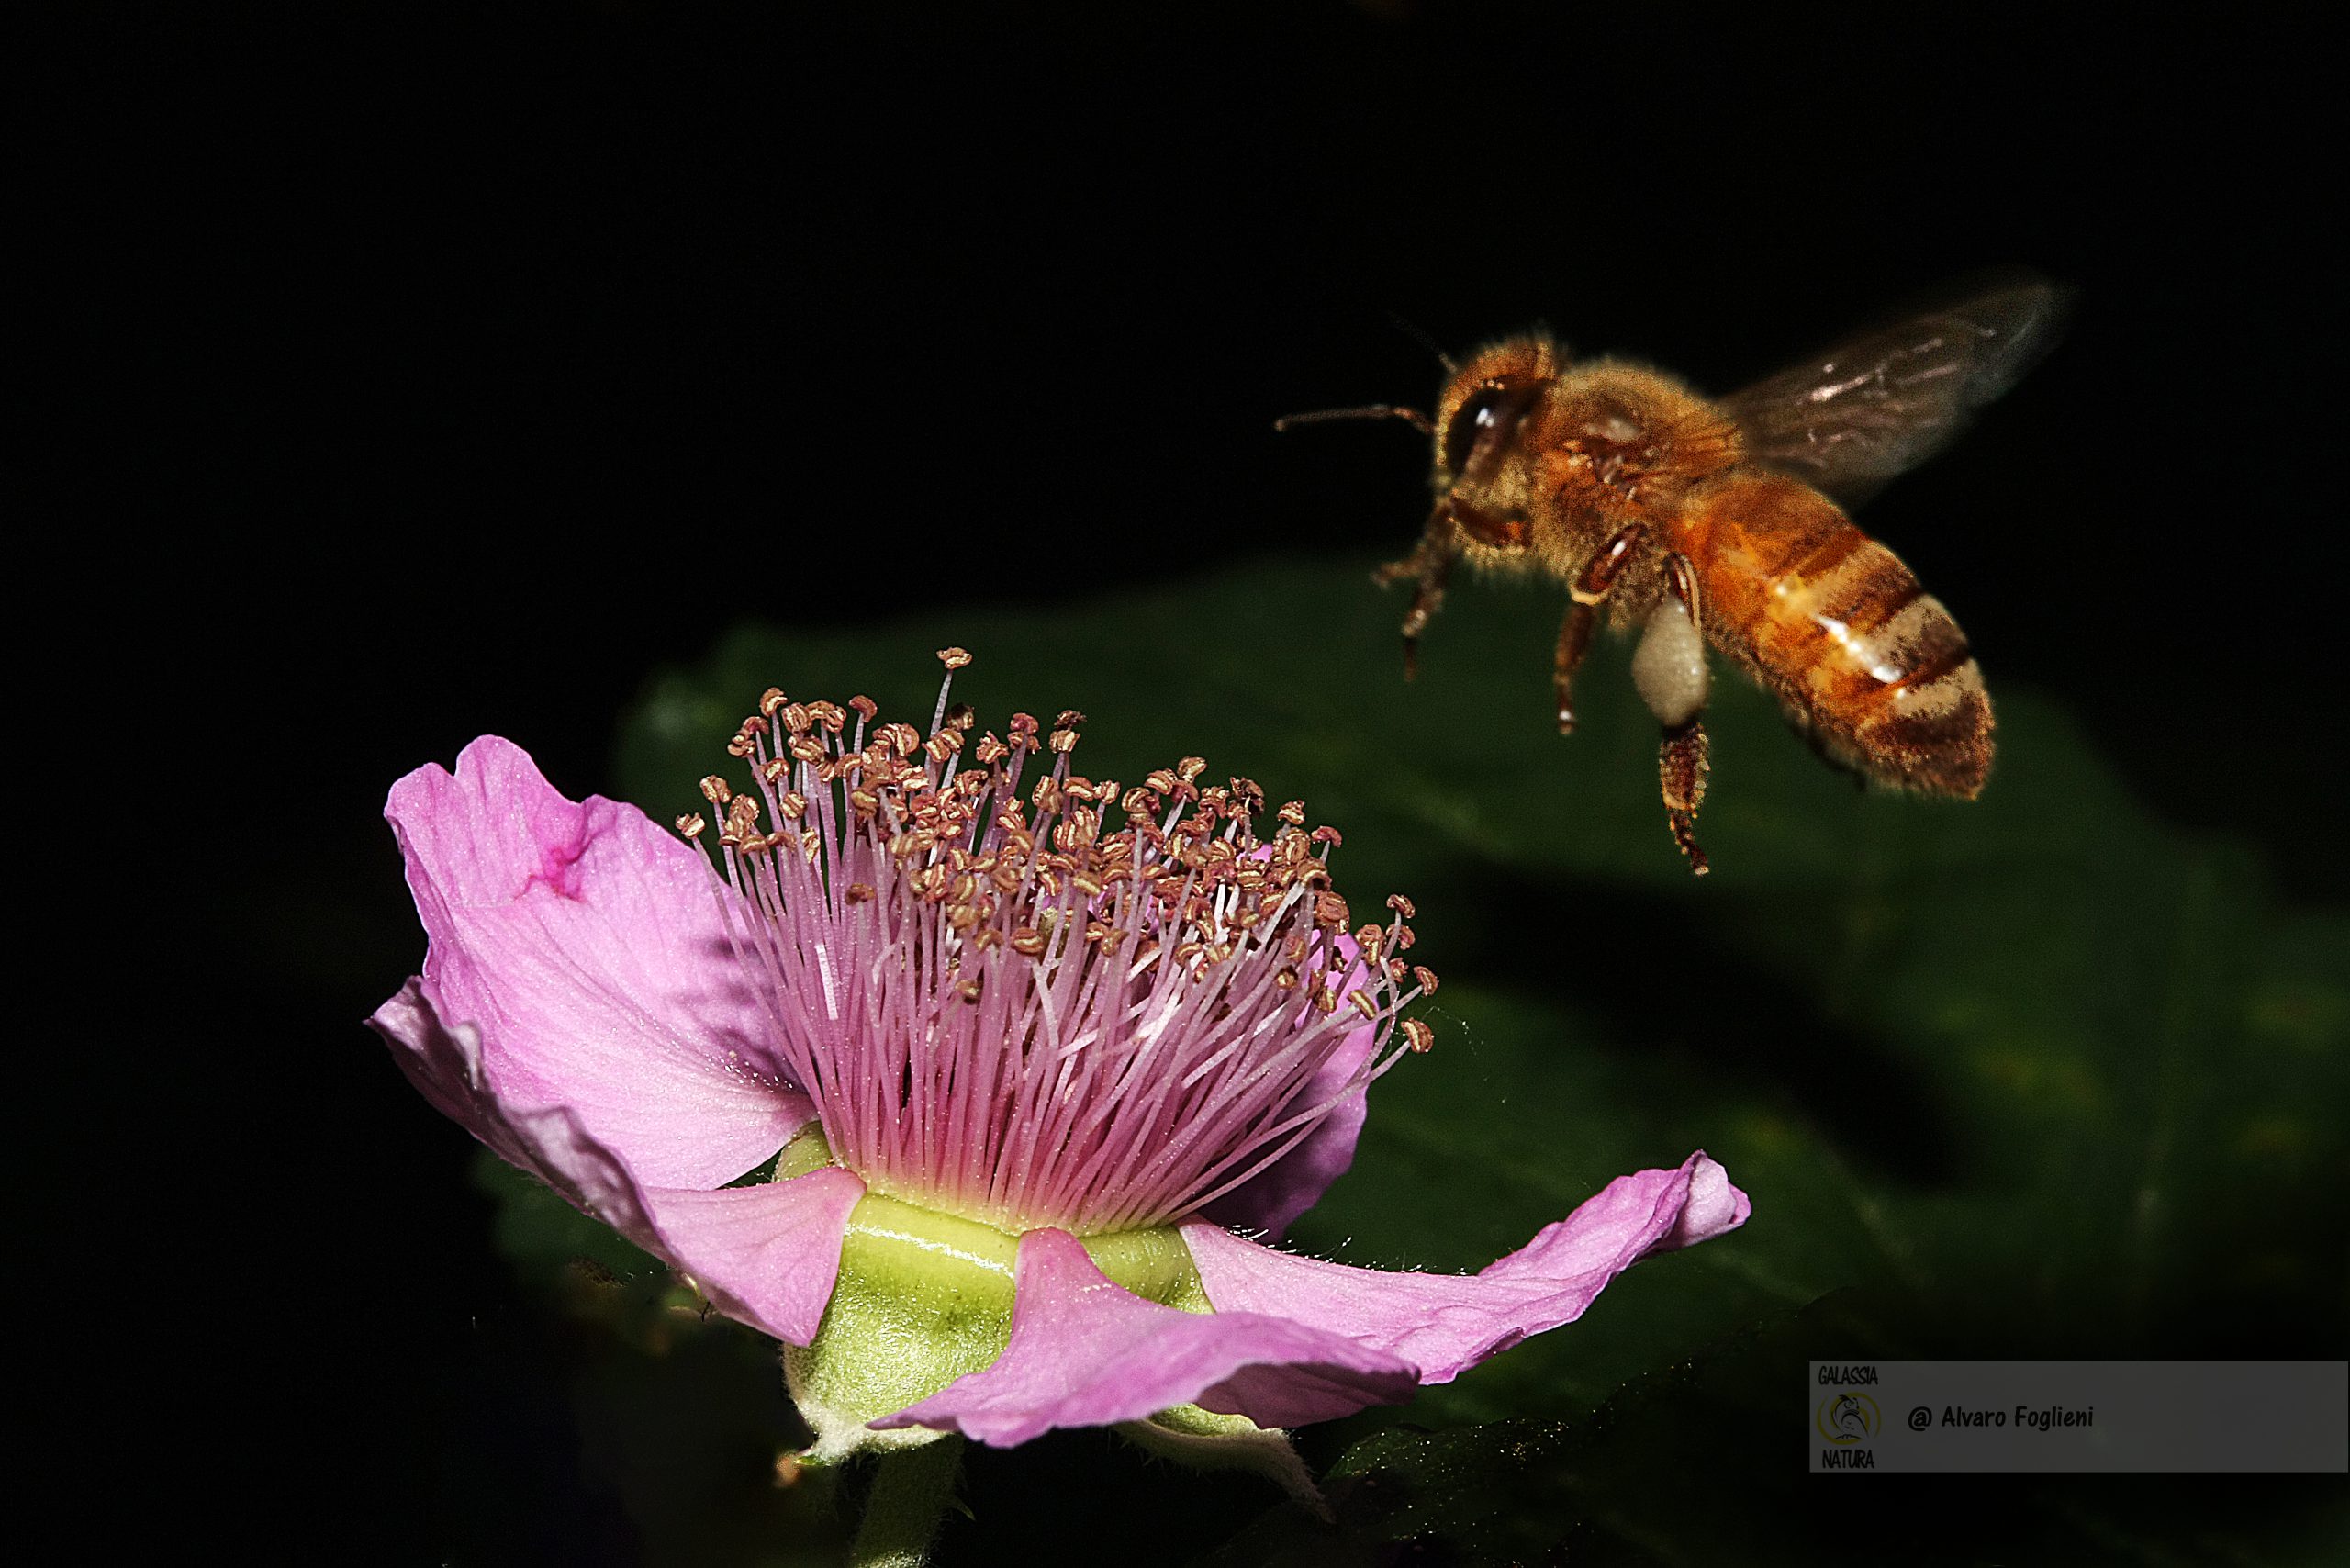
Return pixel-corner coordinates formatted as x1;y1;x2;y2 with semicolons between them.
1402;1019;1436;1054
699;775;733;806
760;688;789;717
1413;964;1439;993
849;694;878;722
1348;990;1380;1020
1385;893;1417;919
845;882;876;903
937;647;973;671
676;812;706;839
1176;756;1206;783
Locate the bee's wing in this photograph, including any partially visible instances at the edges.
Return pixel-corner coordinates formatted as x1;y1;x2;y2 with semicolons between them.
1721;276;2070;503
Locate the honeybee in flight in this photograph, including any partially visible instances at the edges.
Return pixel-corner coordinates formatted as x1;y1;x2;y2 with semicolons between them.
1283;277;2066;873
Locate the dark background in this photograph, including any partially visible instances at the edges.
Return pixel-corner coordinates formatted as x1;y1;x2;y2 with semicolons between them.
61;1;2340;1560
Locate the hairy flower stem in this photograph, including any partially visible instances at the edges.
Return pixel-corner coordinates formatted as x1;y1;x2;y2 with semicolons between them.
849;1437;966;1568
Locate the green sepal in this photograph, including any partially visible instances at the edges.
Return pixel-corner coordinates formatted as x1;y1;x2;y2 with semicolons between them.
1116;1406;1328;1518
1079;1222;1214;1311
777;1127;1212;1461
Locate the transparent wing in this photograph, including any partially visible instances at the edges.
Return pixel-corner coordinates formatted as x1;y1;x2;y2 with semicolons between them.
1722;275;2070;502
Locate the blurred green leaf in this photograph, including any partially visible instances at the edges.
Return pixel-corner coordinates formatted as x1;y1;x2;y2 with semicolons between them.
481;556;2350;1563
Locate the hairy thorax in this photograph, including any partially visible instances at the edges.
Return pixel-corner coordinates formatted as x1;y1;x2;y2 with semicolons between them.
1450;355;1743;624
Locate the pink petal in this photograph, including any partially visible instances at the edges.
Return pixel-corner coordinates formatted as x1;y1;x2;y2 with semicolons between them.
1183;1153;1749;1385
634;1173;869;1345
386;735;811;1188
1199;1019;1374;1240
873;1227;1419;1445
371;976;641;1221
371;978;864;1343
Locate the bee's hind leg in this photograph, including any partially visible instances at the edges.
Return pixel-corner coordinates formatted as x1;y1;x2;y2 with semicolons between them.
1373;503;1462;681
1637;554;1713;876
1659;719;1712;876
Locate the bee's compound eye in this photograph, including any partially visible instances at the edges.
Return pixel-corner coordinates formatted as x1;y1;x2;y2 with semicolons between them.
1443;384;1505;474
1444;375;1544;479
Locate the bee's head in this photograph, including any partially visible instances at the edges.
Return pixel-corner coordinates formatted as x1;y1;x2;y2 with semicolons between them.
1434;335;1561;491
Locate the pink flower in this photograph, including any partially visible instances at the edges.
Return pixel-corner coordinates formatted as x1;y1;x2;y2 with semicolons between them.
370;658;1748;1466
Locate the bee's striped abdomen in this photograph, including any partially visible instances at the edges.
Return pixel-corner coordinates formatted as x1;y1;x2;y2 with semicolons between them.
1672;473;1993;796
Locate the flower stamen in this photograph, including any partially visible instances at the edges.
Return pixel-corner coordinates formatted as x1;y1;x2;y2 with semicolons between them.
680;656;1437;1236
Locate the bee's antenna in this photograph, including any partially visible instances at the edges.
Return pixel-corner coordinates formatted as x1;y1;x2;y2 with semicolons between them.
1387;312;1457;375
1272;403;1434;435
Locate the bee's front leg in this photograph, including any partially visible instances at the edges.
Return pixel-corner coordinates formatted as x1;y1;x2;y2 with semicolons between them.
1374;501;1464;681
